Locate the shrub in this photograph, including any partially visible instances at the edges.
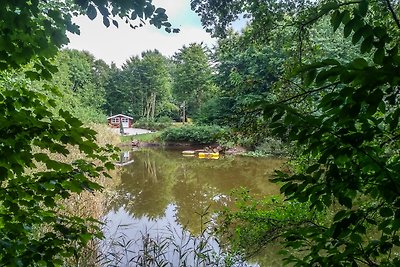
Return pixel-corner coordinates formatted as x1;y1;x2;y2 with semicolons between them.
134;118;172;131
216;189;322;257
243;137;288;157
160;125;226;144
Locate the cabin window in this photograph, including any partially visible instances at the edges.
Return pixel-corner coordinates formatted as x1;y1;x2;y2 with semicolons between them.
111;117;120;123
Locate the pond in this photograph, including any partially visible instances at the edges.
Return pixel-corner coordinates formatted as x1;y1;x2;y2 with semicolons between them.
101;148;285;266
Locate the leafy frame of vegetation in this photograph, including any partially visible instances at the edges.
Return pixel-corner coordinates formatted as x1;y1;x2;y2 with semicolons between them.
192;0;400;265
0;0;176;265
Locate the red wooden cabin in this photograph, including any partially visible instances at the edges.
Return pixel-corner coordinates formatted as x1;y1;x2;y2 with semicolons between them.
107;114;133;128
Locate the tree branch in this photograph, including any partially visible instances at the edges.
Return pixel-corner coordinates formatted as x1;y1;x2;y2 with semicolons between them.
277;82;340;105
384;0;400;30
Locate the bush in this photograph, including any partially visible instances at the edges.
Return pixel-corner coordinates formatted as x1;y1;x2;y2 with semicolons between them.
160;125;226;144
134;118;172;131
242;137;288;157
216;189;322;257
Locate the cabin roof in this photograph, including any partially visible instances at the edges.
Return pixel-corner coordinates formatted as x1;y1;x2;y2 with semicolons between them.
107;114;134;120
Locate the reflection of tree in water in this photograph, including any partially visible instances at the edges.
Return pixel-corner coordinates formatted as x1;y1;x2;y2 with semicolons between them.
106;149;178;219
106;148;283;231
172;156;283;234
172;162;219;235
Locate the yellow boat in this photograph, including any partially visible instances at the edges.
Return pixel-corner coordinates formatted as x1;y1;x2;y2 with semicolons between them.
198;152;219;159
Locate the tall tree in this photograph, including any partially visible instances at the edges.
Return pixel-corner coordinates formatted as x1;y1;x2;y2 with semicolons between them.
140;50;173;120
57;49;109;120
172;43;216;117
104;64;130;116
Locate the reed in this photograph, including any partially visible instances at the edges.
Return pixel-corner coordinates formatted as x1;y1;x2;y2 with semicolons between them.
98;206;249;267
30;123;121;266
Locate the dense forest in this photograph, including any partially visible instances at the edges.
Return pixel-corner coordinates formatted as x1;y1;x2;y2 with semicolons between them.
1;0;400;266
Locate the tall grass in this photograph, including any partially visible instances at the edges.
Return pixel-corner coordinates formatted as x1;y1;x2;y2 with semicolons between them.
30;123;121;266
99;206;250;267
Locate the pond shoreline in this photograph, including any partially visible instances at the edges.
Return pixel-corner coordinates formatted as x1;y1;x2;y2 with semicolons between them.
119;140;249;156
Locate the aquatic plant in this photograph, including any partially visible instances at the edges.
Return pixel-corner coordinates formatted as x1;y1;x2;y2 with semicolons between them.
99;206;251;267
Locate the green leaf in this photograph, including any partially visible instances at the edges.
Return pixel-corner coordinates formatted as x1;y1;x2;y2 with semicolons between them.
304;69;317;86
155;7;166;14
330;10;343;32
334;210;348;221
389;108;400;130
380;207;394;217
342;10;351;24
350;233;362;243
306;164;319;174
360;36;374;54
339;196;352;208
373;26;387;38
86;4;97;20
321;2;339;12
373;48;385;64
366;89;383;106
103;16;110;28
344;18;356;38
350;58;368;69
352;28;364;44
340;71;357;83
358;0;368;17
315;67;341;85
112;19;118;28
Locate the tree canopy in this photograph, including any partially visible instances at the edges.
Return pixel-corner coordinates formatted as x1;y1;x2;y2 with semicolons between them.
172;43;216;117
192;0;400;265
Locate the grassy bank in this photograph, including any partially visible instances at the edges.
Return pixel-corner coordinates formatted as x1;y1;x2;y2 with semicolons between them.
67;124;121;265
32;123;121;265
120;131;162;143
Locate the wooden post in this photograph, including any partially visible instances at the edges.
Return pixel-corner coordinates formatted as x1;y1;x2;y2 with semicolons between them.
119;121;124;135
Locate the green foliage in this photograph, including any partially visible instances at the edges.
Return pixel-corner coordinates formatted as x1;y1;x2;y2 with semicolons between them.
0;0;175;265
105;51;174;120
134;118;172;131
51;49;109;123
217;189;319;257
0;72;117;264
172;43;216;116
193;0;400;265
242;137;288;157
160;125;226;144
260;1;400;265
195;96;235;125
0;0;176;74
120;132;162;143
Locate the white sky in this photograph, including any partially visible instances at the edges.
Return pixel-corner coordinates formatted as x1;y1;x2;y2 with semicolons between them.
67;0;216;66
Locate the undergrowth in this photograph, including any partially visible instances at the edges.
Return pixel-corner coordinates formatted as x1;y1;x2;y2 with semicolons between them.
215;189;323;260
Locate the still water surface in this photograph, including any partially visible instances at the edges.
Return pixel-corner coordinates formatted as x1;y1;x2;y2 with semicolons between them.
102;148;285;266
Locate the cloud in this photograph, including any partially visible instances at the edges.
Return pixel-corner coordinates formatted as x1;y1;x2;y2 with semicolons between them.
66;0;215;66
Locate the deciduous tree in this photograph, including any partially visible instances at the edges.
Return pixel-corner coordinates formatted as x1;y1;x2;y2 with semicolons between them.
0;0;174;264
172;43;216;117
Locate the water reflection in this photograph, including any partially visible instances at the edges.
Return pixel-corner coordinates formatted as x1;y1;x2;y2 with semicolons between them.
103;148;284;265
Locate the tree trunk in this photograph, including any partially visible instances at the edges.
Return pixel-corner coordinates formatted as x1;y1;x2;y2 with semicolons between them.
151;92;156;120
